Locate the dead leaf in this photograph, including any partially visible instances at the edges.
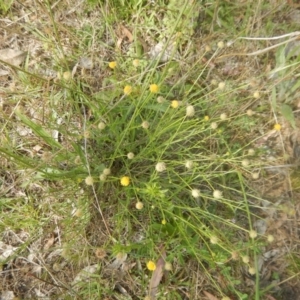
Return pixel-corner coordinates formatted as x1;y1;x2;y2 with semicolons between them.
148;251;166;300
0;48;27;66
265;295;277;300
43;235;55;250
120;25;133;42
203;291;220;300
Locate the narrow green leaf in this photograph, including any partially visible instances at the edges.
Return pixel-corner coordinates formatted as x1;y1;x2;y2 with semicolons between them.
281;103;296;129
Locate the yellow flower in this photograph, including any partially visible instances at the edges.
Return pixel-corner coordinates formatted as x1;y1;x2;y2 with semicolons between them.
149;84;159;94
108;61;117;69
124;85;133;95
161;219;166;225
204;115;210;121
171;100;179;108
120;176;130;186
274;123;281;131
132;59;140;67
146;260;156;271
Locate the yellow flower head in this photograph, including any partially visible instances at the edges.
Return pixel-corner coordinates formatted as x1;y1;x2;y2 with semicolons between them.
274;123;281;131
149;84;159;94
146;260;156;271
124;85;133;95
108;61;117;69
161;219;166;225
120;176;130;186
204;115;210;121
171;100;179;108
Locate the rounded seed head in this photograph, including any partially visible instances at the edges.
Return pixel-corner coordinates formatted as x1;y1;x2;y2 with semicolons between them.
155;162;166;172
191;189;200;198
213;189;222;199
127;152;135;159
253;91;260;99
267;235;274;243
99;174;107;182
246;109;254;116
210;236;218;244
186;105;195;117
132;59;140;67
185;160;194;169
220;113;227;120
164;262;172;271
218;82;226;90
249;230;257;239
211;122;218;129
103;168;111;175
85;176;94;186
242;255;250;264
242;159;250;167
98;122;106;130
135;201;143;210
141;121;150;129
217;41;225;49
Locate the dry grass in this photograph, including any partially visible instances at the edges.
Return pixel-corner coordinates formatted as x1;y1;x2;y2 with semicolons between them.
1;1;300;300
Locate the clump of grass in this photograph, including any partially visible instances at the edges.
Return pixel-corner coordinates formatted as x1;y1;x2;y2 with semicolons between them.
1;0;300;299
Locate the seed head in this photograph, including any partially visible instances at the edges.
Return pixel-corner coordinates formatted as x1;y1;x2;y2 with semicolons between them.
213;189;222;199
98;122;106;130
220;113;227;120
210;236;219;244
249;230;257;239
155;162;166;172
157;96;165;103
242;255;250;264
186;105;195;117
267;235;274;243
218;82;226;90
191;189;201;198
135;201;143;210
185;160;194;169
164;262;172;271
248;148;255;155
246;109;254;116
132;59;140;67
99;174;106;181
253;91;260;99
127;152;135;159
141;121;150;129
242;159;250;167
217;41;225;49
85;176;94;186
211;122;218;129
103;168;111;175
